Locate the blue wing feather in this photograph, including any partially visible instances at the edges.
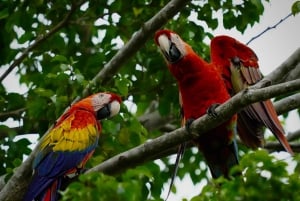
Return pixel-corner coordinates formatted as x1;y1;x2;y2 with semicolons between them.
23;109;100;201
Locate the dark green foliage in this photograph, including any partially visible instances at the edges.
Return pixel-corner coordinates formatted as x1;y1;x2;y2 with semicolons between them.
61;164;163;201
292;1;300;15
1;0;298;200
192;150;300;201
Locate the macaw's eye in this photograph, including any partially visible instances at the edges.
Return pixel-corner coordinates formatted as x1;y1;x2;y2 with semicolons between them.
231;56;241;65
96;104;111;120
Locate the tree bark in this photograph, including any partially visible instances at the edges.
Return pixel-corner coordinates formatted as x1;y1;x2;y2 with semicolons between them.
0;0;190;200
86;79;300;175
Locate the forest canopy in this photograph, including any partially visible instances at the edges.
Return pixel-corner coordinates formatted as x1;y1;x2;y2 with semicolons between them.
0;0;300;200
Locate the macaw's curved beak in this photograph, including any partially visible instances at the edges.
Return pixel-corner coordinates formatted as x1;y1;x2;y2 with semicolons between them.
157;34;182;63
96;100;120;120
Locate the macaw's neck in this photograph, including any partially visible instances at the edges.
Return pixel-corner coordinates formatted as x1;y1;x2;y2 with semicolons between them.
167;50;209;82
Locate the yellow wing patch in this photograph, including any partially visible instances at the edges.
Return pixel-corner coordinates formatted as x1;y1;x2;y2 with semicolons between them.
39;111;99;152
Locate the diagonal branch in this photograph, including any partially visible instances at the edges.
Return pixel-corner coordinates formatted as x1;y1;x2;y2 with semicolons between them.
283;62;300;82
79;0;190;99
287;129;300;142
0;78;299;200
86;79;300;175
0;0;86;83
258;47;300;86
274;93;300;115
0;1;190;200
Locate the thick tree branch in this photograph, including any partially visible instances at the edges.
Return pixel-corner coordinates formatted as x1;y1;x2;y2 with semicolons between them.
274;93;300;115
0;0;190;140
259;47;300;86
80;0;190;99
138;110;176;132
86;79;300;175
283;63;300;82
1;90;299;139
264;142;300;153
0;0;86;83
0;1;190;200
287;129;300;142
0;76;299;200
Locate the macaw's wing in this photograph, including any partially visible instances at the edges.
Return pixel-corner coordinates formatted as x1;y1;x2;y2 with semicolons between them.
35;109;100;172
24;109;100;201
229;59;293;154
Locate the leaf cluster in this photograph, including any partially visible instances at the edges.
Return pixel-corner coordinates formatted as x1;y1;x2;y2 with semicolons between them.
192;150;300;201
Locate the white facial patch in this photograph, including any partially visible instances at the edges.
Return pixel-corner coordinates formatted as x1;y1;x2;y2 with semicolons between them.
109;100;121;117
157;34;170;52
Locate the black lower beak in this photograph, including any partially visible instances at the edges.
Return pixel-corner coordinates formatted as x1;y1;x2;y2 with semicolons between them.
168;42;182;63
97;104;111;119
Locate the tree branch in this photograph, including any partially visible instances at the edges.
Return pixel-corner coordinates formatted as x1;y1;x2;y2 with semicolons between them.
287;129;300;142
0;1;190;200
79;0;190;99
0;108;25;119
264;142;300;153
274;93;300;115
86;79;300;175
0;0;86;83
0;76;299;200
283;63;300;82
258;48;300;86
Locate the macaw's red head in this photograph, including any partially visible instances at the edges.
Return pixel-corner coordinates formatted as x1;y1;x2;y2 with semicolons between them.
155;29;209;81
72;92;122;120
154;29;189;64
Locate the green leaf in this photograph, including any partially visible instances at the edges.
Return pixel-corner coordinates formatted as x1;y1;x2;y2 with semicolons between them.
0;8;9;20
292;1;300;15
34;88;54;98
12;158;22;167
115;77;131;96
6;93;25;111
51;55;68;63
250;0;264;13
223;10;236;29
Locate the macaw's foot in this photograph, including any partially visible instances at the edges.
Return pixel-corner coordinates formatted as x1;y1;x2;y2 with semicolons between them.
206;103;221;118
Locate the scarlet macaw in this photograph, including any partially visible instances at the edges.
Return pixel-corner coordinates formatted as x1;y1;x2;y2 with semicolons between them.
210;35;293;154
155;29;239;178
23;92;121;201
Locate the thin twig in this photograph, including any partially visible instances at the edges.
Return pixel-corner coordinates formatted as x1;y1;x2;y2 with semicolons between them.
246;13;293;45
0;0;86;83
0;108;25;119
